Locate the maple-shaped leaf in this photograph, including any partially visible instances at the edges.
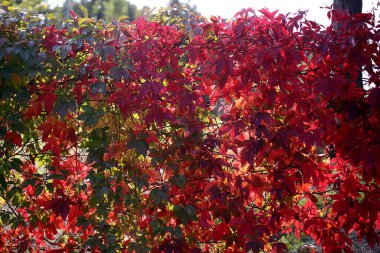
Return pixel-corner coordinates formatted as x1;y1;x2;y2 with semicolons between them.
4;132;22;146
246;240;264;253
67;205;84;228
57;200;70;220
45;198;70;220
39;93;57;114
53;100;77;119
315;76;344;97
139;81;163;100
127;136;149;157
212;223;229;241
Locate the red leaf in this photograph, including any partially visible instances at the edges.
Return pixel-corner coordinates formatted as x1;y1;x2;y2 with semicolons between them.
46;249;66;253
69;9;76;18
4;132;22;146
212;223;229;241
67;205;83;227
272;242;288;253
39;93;57;114
258;9;278;19
219;72;229;89
368;87;380;110
57;200;70;220
315;76;344;97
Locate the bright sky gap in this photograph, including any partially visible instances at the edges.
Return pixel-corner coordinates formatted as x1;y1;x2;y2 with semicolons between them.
46;0;379;26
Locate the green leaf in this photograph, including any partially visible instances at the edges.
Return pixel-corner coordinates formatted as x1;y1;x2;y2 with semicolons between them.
19;48;30;61
52;45;61;52
174;226;183;238
76;216;90;229
149;219;165;236
184;205;196;217
173;204;197;225
11;194;20;207
128;242;150;253
14;89;30;103
127;137;149;157
78;105;104;126
46;173;66;180
0;174;7;189
59;47;67;59
149;185;169;205
167;226;183;239
173;174;186;189
90;81;107;95
6;187;19;201
0;127;6;137
1;213;10;224
106;235;116;245
54;100;77;119
10;158;22;173
102;46;115;61
46;183;54;193
22;178;37;188
34;184;44;197
134;176;149;190
93;185;108;201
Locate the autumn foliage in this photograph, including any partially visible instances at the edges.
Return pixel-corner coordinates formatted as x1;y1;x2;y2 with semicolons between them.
0;4;380;253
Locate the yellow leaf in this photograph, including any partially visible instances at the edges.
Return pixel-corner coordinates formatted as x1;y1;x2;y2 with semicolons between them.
79;5;88;18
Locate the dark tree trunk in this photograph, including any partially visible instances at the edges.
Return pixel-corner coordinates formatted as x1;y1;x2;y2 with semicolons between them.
63;0;74;19
333;0;363;88
333;0;362;15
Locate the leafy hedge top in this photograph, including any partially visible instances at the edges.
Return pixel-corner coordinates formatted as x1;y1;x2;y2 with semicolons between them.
0;4;380;253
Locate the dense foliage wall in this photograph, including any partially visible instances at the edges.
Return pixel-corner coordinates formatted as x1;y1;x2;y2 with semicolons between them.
0;5;379;253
